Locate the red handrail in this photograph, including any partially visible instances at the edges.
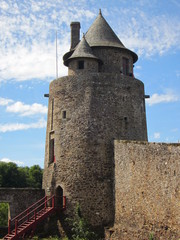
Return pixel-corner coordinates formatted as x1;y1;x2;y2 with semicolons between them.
13;195;55;236
15;220;18;236
18;195;54;223
7;195;66;239
11;195;47;222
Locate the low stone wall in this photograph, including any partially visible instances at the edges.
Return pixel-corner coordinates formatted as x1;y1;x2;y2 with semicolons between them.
110;140;180;240
0;188;45;220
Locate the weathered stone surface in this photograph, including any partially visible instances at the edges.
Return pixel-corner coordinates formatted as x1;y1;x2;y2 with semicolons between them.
110;141;180;240
0;188;45;219
43;73;147;227
42;11;180;239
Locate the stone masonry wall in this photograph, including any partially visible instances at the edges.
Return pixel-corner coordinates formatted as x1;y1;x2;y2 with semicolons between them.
0;188;45;219
43;73;147;228
92;47;134;74
110;141;180;240
68;58;99;75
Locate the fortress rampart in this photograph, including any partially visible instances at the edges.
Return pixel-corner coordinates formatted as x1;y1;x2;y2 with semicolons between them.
109;141;180;239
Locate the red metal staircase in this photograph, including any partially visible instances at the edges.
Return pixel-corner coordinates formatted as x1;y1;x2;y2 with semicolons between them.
3;195;66;240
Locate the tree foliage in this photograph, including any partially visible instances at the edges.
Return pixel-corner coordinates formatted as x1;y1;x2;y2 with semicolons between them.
0;162;43;188
0;203;8;226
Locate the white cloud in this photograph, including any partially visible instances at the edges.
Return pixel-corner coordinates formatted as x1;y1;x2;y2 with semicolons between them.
0;97;47;116
154;132;160;139
0;1;179;82
0;118;47;133
0;41;69;81
146;91;179;106
115;9;180;57
135;65;142;69
0;0;96;82
0;97;14;106
0;158;24;166
6;101;48;116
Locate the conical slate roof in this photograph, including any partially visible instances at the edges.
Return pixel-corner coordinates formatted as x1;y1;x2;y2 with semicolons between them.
64;35;101;66
85;10;125;49
85;10;138;63
63;10;138;65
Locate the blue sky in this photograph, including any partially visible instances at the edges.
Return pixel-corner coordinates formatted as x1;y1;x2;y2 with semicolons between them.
0;0;180;167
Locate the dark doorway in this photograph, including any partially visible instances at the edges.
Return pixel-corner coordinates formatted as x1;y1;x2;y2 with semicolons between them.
55;186;63;209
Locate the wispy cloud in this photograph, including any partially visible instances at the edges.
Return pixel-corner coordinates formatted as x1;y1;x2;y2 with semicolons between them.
0;41;69;81
114;8;180;57
135;65;142;70
0;158;24;166
171;128;178;132
154;132;160;139
176;70;180;78
0;0;95;82
146;91;179;106
1;1;179;82
0;118;46;133
0;97;14;106
6;101;48;116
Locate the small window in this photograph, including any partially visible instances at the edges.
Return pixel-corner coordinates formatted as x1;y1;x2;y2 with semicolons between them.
49;138;55;163
62;111;66;119
78;61;84;69
122;57;129;75
51;99;54;130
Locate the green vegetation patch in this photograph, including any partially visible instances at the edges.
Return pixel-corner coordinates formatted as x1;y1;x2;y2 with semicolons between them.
0;162;43;188
0;202;9;226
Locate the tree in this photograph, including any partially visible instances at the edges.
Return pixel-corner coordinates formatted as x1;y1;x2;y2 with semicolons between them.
0;162;43;188
28;165;43;188
0;162;19;187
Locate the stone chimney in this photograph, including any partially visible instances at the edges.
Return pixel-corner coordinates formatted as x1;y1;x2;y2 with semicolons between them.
70;22;80;50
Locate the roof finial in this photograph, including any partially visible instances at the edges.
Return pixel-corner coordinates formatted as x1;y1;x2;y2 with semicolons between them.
99;9;102;16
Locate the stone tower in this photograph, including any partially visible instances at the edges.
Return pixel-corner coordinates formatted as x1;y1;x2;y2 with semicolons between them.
43;10;148;228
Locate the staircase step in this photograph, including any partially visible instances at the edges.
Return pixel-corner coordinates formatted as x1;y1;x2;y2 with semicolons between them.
3;196;59;240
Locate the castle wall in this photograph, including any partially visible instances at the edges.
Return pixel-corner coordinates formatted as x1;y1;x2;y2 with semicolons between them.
43;73;147;227
68;58;99;75
92;47;133;74
111;141;180;240
0;188;45;219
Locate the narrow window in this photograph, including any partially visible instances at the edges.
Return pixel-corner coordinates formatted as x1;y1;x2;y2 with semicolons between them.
122;57;129;75
49;139;55;163
62;110;66;119
78;60;84;69
124;117;128;130
51;99;54;130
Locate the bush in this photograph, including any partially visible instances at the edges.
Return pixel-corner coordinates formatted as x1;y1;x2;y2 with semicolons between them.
67;204;98;240
0;203;8;226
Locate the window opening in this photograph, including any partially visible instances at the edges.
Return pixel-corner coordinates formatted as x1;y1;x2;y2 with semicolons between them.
78;61;84;69
122;57;129;75
124;117;128;130
49;138;55;164
51;99;54;130
56;186;63;209
62;111;66;119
